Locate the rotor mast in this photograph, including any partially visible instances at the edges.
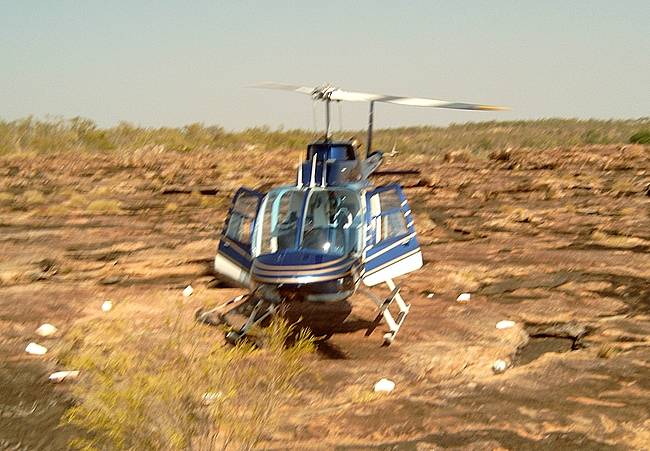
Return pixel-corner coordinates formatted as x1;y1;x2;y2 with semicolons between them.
309;84;339;141
367;101;375;158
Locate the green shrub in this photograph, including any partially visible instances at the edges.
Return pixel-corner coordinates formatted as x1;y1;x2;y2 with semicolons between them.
629;130;650;144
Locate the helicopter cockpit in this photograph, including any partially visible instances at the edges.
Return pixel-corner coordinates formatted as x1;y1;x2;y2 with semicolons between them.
252;186;362;259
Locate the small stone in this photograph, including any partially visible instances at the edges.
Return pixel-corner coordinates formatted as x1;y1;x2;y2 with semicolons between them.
496;320;515;329
374;378;395;392
99;276;121;285
26;343;47;355
493;359;507;374
102;301;113;312
35;323;58;337
183;285;194;297
456;293;471;303
49;370;79;383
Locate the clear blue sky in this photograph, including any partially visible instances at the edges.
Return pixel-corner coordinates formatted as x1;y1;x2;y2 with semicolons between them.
1;1;648;131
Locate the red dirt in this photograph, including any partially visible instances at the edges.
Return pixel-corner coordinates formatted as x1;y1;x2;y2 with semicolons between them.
1;144;649;450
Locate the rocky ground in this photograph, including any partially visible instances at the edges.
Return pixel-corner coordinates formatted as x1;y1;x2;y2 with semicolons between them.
0;144;648;450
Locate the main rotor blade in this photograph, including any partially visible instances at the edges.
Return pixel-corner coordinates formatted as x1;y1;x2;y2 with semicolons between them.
248;82;509;111
247;82;314;95
330;90;508;111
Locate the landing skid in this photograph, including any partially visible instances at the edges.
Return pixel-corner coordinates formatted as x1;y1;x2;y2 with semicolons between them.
196;290;277;344
197;279;410;346
360;278;410;346
195;292;251;325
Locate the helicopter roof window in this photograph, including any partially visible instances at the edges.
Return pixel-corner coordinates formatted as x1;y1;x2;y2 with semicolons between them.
331;145;356;161
307;144;356;161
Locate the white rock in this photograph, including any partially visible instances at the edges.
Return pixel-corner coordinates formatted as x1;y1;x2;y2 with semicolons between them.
101;301;113;312
426;292;435;299
26;343;47;355
456;293;471;303
49;371;79;383
493;359;507;373
35;323;58;337
183;285;194;297
374;378;395;392
496;320;516;329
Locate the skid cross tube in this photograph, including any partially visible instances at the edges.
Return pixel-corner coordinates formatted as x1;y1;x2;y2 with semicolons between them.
225;299;277;343
196;292;251;321
196;289;278;344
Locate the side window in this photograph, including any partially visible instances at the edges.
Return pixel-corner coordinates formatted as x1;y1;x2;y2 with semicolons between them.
271;190;304;251
224;191;261;245
258;188;306;255
381;211;408;240
225;212;252;243
369;187;408;243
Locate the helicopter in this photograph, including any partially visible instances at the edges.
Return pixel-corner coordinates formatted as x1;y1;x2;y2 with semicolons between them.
204;83;507;345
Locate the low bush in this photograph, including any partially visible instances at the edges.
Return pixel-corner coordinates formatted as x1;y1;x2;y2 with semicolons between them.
60;300;315;451
86;199;122;213
629;130;650;144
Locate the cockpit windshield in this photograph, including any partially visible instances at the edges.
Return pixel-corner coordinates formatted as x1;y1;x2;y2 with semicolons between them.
252;187;362;258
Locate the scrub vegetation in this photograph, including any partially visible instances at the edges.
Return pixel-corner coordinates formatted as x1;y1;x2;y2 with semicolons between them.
1;116;649;156
1;116;649;450
59;300;315;451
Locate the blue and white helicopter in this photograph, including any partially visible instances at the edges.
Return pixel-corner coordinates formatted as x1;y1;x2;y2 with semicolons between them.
207;83;506;345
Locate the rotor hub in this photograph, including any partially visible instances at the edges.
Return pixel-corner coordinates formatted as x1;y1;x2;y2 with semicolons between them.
311;84;340;101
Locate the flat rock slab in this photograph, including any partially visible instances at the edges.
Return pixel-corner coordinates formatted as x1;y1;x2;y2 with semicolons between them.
0;145;648;450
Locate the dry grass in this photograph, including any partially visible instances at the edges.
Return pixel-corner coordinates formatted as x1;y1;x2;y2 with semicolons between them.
597;342;622;359
86;199;122;213
2;116;649;156
59;298;316;451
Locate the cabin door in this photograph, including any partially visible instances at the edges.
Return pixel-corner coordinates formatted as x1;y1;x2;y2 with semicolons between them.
215;188;264;287
363;185;422;286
